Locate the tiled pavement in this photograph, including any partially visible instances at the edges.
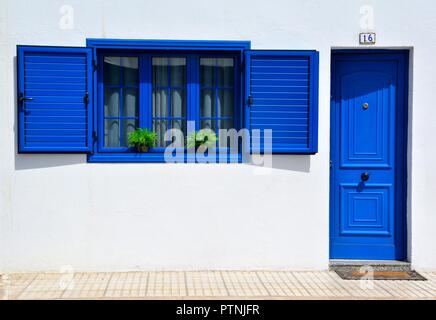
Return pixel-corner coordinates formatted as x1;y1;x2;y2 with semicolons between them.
1;270;436;300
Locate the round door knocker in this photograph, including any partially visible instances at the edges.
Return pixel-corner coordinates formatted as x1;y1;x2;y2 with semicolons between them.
361;172;370;182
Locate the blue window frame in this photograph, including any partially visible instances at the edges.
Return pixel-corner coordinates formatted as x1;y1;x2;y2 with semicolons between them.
89;43;247;162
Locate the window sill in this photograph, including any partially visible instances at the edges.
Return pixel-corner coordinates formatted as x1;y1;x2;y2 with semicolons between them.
87;152;243;163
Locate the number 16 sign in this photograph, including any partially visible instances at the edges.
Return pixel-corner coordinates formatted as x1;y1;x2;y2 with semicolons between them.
359;33;376;45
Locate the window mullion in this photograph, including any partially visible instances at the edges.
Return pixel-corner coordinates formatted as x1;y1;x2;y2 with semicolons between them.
167;59;171;146
214;58;219;133
140;55;151;130
146;55;152;130
119;60;123;146
98;54;104;152
187;55;199;131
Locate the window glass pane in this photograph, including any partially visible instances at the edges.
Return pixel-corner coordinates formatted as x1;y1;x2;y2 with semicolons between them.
152;58;169;87
104;119;120;147
123;88;138;117
104;57;121;85
152;88;168;118
171;89;186;118
153;119;168;147
217;118;233;130
172;119;186;147
217;58;234;87
104;88;120;117
217;119;234;148
152;57;187;148
121;119;138;147
122;57;138;86
201;119;216;132
172;119;186;133
200;57;236;146
200;89;215;118
217;90;234;117
200;58;216;87
170;58;186;87
104;56;139;150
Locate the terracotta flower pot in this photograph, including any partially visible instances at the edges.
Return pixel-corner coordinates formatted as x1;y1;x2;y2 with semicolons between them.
136;145;149;153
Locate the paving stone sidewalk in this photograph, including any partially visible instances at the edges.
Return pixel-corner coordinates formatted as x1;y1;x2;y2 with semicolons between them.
1;270;436;300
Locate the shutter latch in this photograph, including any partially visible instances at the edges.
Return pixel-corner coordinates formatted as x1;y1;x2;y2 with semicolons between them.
84;92;89;105
19;92;33;103
247;95;253;107
19;92;33;111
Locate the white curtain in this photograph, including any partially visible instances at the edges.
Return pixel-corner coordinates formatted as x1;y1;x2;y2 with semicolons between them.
152;88;168;147
201;89;214;130
104;56;139;147
105;119;119;147
121;57;138;86
153;57;186;147
200;58;234;134
104;88;120;147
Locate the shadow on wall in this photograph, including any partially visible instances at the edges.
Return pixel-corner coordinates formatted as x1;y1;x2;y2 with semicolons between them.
248;154;311;173
13;56;86;170
15;154;86;170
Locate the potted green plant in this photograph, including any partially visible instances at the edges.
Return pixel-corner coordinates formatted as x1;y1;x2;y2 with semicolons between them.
186;129;217;149
128;128;157;153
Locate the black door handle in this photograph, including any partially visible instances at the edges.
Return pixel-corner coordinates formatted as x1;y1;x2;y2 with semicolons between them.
361;172;370;182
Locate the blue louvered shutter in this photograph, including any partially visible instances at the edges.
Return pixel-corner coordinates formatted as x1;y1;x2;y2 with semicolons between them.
245;50;319;153
17;46;93;153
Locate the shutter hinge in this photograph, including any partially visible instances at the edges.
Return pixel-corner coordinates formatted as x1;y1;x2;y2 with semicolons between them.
247;95;253;107
330;160;333;168
84;92;89;105
92;59;97;72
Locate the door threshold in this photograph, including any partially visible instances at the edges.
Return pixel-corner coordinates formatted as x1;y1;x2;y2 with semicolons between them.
329;259;411;272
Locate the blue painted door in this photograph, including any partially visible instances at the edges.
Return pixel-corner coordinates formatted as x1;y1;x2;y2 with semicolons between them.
330;52;408;260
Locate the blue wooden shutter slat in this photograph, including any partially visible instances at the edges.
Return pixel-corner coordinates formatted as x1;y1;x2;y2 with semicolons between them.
246;50;319;154
18;46;93;153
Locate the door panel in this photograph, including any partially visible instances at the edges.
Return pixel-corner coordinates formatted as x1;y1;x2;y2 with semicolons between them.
339;183;392;236
330;52;408;260
340;71;392;167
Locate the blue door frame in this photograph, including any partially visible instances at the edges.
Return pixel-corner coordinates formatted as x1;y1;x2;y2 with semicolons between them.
330;50;409;260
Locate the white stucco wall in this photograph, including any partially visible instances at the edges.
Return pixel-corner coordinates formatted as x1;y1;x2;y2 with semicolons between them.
0;0;435;272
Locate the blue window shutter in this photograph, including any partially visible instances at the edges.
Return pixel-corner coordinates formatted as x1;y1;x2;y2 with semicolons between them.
245;50;319;153
17;46;93;153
